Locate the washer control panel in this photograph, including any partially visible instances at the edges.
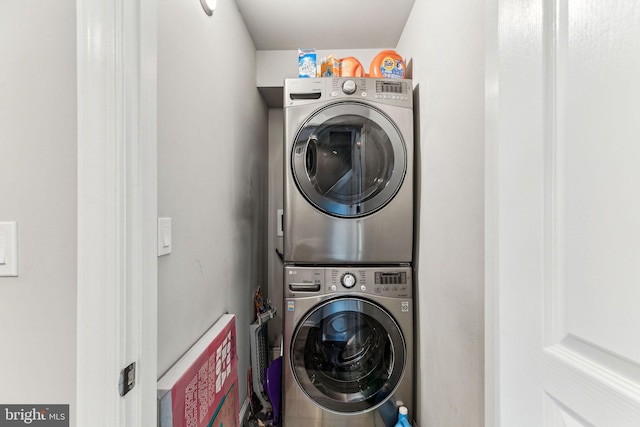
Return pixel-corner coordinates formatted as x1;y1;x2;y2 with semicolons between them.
285;266;412;298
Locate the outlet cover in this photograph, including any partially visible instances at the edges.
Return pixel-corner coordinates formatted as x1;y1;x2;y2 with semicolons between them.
0;222;18;277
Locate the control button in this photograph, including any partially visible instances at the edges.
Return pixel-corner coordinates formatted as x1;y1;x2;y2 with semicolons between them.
360;285;366;291
341;272;357;288
361;92;367;97
342;80;357;94
330;285;337;291
331;91;338;97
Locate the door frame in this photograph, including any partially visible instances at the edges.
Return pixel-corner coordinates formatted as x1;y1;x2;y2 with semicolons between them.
76;0;157;425
484;0;499;424
484;0;547;423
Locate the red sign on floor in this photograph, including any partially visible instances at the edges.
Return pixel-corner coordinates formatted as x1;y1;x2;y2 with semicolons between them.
158;314;239;427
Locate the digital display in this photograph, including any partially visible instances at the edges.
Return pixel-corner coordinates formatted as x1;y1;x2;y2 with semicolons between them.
376;81;406;94
375;271;408;284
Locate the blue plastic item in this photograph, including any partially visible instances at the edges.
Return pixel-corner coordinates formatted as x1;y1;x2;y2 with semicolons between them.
377;397;397;427
394;406;412;427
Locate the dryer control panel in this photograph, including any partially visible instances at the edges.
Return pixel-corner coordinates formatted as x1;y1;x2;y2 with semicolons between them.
284;77;413;108
285;266;412;298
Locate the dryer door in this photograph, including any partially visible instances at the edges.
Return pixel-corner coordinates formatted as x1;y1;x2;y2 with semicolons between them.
292;102;407;218
290;297;406;413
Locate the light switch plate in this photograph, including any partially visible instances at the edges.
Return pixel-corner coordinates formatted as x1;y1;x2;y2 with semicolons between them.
157;217;172;256
277;209;284;237
0;222;18;277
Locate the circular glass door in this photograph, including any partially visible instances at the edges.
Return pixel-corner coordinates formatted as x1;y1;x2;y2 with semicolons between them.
292;102;406;218
290;297;406;413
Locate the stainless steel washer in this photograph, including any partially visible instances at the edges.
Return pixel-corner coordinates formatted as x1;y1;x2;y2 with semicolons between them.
283;265;414;427
284;78;414;264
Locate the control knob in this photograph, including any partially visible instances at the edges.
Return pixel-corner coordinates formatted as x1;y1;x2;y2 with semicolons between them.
341;272;357;288
342;80;357;95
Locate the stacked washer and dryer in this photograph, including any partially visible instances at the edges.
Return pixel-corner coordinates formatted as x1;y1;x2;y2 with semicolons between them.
282;77;415;427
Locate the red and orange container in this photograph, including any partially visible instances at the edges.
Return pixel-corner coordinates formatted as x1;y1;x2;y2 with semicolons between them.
340;56;365;77
369;50;405;79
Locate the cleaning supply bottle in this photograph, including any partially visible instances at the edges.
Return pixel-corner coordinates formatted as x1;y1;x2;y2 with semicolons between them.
394;406;412;427
369;50;405;79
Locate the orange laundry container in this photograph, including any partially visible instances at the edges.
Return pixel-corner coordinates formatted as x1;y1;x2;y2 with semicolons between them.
340;56;365;77
369;50;405;79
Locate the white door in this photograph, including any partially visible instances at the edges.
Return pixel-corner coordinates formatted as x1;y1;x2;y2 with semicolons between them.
486;0;640;426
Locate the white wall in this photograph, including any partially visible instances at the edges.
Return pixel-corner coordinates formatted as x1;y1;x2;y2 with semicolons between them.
397;0;485;425
0;1;77;424
157;0;268;409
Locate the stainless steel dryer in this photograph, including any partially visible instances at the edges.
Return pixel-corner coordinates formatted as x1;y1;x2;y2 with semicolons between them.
284;78;414;264
283;265;414;427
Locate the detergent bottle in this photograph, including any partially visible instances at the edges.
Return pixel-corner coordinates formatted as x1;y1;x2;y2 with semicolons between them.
394;406;412;427
369;50;405;79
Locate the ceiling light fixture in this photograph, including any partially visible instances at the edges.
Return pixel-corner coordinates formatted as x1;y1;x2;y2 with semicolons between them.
200;0;216;15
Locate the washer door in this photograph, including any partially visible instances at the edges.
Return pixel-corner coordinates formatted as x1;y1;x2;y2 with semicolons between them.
290;297;406;413
292;102;406;218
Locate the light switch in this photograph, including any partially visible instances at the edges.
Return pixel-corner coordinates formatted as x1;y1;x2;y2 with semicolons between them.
0;233;6;264
277;209;284;237
157;217;172;256
0;222;18;277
